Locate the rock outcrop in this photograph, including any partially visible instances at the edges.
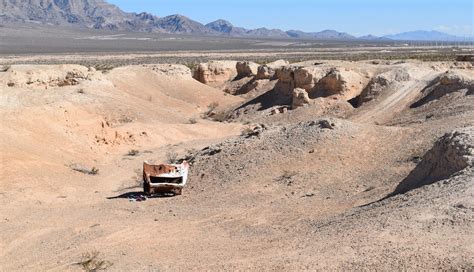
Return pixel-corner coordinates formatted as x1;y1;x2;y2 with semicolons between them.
193;61;238;86
273;66;296;98
292;88;311;109
275;65;368;102
293;66;329;91
256;60;290;80
148;64;193;78
0;65;98;89
236;61;259;79
412;70;474;108
391;127;474;195
311;68;367;100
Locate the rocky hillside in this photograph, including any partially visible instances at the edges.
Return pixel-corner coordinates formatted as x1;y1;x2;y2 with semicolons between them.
0;0;148;30
1;0;469;41
287;29;355;39
205;19;247;36
0;0;365;39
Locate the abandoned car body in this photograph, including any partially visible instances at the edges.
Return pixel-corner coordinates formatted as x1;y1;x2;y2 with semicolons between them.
143;161;189;195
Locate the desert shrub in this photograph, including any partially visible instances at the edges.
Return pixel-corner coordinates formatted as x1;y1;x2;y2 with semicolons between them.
89;167;100;175
202;102;229;122
127;149;140;156
0;65;11;72
182;148;199;163
94;64;114;73
118;116;135;124
77;88;85;94
183;62;196;70
207;102;219;113
70;164;99;175
79;251;112;272
188;117;197;124
240;127;255;137
211;110;228;122
166;151;179;164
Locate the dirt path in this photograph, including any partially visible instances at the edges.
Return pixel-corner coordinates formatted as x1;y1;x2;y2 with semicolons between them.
352;71;439;124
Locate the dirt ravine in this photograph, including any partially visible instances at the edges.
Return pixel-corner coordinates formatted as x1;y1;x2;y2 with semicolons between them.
0;59;473;271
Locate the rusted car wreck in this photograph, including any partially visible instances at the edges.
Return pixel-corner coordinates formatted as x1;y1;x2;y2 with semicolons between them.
143;161;189;195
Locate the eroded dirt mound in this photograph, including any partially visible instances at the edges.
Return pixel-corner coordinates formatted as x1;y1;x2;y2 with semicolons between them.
182;117;408;198
146;64;193;78
0;64;100;89
186;119;356;185
357;68;411;106
303;166;474;270
391;127;474;195
411;70;474;108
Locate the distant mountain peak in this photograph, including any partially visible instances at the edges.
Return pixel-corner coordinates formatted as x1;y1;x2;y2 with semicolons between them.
207;19;233;26
1;0;471;41
358;34;391;41
206;19;235;33
383;30;467;41
164;14;189;20
158;14;212;34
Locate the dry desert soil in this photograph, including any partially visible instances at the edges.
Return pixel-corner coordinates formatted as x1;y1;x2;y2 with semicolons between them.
0;57;473;271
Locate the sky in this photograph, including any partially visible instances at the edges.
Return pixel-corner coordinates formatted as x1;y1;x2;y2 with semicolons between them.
108;0;474;37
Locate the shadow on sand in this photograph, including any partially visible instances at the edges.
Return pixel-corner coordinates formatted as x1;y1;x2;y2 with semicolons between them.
107;191;176;200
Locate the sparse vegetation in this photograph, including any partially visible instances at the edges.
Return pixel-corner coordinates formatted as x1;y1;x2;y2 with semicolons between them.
188;117;198;124
201;102;230;122
70;164;100;175
118;116;135;124
210;110;228;122
166;151;179;164
94;64;114;73
77;88;85;94
182;148;199;163
240;127;255;137
0;65;11;72
183;62;196;70
90;167;99;175
79;251;113;272
201;102;229;122
207;102;219;113
127;149;140;156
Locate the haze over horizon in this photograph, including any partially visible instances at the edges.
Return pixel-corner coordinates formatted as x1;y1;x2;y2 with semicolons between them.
108;0;474;37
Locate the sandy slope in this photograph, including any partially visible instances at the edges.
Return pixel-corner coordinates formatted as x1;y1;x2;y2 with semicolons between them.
0;60;473;271
0;64;242;195
352;70;439;124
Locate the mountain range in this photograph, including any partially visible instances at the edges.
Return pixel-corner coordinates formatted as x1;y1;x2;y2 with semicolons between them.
0;0;471;41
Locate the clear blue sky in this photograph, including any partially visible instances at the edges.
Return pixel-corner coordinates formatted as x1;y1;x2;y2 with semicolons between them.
108;0;473;36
